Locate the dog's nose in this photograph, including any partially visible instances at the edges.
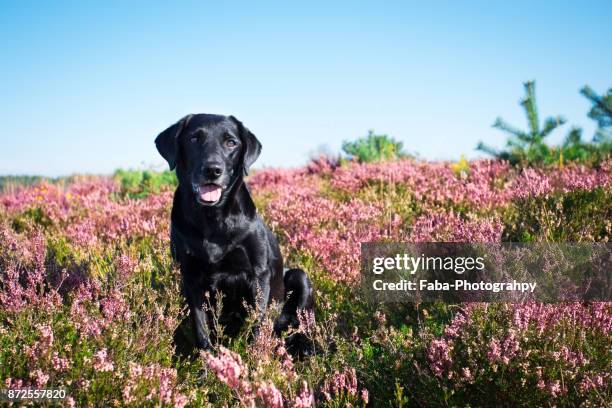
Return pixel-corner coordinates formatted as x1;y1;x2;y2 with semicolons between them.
204;164;223;178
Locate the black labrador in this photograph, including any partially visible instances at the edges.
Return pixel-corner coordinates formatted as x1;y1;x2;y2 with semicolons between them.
155;114;314;355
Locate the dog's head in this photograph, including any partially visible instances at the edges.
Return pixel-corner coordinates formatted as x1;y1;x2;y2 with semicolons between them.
155;114;261;207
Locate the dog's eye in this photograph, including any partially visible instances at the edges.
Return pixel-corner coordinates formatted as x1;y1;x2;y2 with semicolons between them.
225;139;237;148
190;136;198;143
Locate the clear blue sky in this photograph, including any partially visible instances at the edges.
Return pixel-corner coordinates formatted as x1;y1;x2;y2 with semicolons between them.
1;1;610;176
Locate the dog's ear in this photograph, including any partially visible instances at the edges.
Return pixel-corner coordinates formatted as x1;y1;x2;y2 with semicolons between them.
155;115;193;170
230;115;262;175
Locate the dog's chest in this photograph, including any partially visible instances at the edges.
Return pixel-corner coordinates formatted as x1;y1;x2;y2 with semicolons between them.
185;236;252;274
206;246;255;298
213;245;253;274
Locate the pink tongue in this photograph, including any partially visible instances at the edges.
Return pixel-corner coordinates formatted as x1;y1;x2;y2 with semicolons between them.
200;184;222;202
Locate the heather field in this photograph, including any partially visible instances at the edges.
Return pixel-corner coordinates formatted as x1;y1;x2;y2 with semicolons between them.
1;158;611;407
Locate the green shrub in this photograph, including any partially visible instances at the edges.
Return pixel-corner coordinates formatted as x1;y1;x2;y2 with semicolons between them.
342;130;407;163
113;169;177;198
553;127;612;166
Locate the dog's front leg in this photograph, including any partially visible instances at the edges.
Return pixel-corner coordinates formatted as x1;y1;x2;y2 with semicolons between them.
183;276;212;350
250;270;271;339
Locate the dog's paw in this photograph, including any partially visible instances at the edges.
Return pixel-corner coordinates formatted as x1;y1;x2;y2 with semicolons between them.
274;313;299;336
285;332;315;359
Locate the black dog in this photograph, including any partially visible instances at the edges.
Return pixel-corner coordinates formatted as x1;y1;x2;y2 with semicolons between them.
155;114;313;355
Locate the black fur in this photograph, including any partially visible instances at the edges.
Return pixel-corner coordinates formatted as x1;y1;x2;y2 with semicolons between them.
155;114;314;355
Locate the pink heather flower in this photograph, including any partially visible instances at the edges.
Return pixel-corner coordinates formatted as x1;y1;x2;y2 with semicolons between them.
173;393;189;408
115;254;137;280
281;355;296;382
322;368;359;401
52;352;71;371
92;348;114;372
205;346;246;389
512;168;552;198
579;378;592;392
427;339;453;378
4;378;24;389
499;330;520;364
129;362;143;377
248;167;309;191
123;384;135;404
486;338;501;363
100;291;130;321
297;308;316;335
31;369;49;387
360;388;369;404
158;367;178;404
24;345;37;359
548;380;562;397
443;309;469;339
83;319;102;337
38;324;54;350
410;211;503;243
293;381;314;408
577;373;606;393
122;362;185;406
251;317;282;361
256;382;283;408
305;155;339;176
0;229;61;313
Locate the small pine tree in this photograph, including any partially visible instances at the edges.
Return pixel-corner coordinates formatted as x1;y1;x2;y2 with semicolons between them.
478;82;611;166
477;81;566;166
580;85;612;140
558;86;612;164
